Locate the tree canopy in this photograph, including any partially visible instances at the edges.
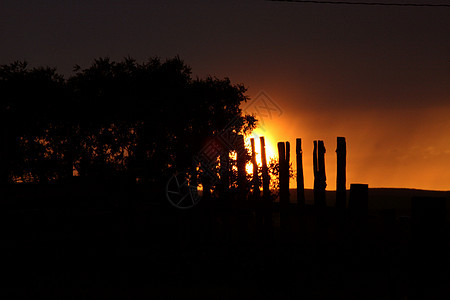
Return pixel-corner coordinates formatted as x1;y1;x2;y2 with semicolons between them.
0;57;256;187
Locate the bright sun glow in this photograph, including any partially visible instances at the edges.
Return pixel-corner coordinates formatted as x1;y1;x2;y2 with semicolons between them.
244;127;278;175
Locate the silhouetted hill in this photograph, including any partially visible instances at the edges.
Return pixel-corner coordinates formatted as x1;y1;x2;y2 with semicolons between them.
289;187;449;214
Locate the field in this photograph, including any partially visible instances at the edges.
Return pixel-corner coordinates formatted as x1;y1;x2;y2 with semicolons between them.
1;184;449;298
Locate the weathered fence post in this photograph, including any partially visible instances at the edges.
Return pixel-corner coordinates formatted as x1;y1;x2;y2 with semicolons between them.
313;140;318;205
250;138;260;199
260;137;270;198
313;140;326;208
278;141;290;233
278;142;286;205
296;138;305;208
260;137;272;231
285;142;291;231
336;137;346;209
318;141;326;206
278;142;290;208
250;138;263;231
236;134;247;196
285;142;290;205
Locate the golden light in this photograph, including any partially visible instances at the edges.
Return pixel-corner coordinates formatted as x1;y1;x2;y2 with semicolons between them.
244;127;278;175
245;162;253;175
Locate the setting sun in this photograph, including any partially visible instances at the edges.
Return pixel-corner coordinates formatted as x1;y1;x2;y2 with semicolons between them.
245;127;278;175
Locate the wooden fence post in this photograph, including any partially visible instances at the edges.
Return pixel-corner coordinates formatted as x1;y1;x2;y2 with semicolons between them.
236;134;247;196
285;141;290;205
278;142;290;208
260;137;270;198
313;140;326;208
278;141;290;233
313;141;318;206
250;138;260;199
278;142;286;205
336;137;346;209
260;137;272;230
318;141;326;206
296;138;305;208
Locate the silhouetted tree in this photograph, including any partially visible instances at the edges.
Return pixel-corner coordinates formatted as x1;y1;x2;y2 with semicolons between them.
0;61;67;183
0;57;256;188
70;56;256;184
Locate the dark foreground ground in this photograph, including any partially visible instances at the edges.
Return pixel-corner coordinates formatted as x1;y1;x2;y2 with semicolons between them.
1;184;449;299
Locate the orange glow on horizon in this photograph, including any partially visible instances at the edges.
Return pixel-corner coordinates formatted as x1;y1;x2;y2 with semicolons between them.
244;104;450;191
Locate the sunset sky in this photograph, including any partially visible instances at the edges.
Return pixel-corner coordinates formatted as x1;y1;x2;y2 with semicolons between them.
1;0;449;190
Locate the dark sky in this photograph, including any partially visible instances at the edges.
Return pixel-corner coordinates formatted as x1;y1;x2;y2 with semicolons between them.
1;0;449;189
